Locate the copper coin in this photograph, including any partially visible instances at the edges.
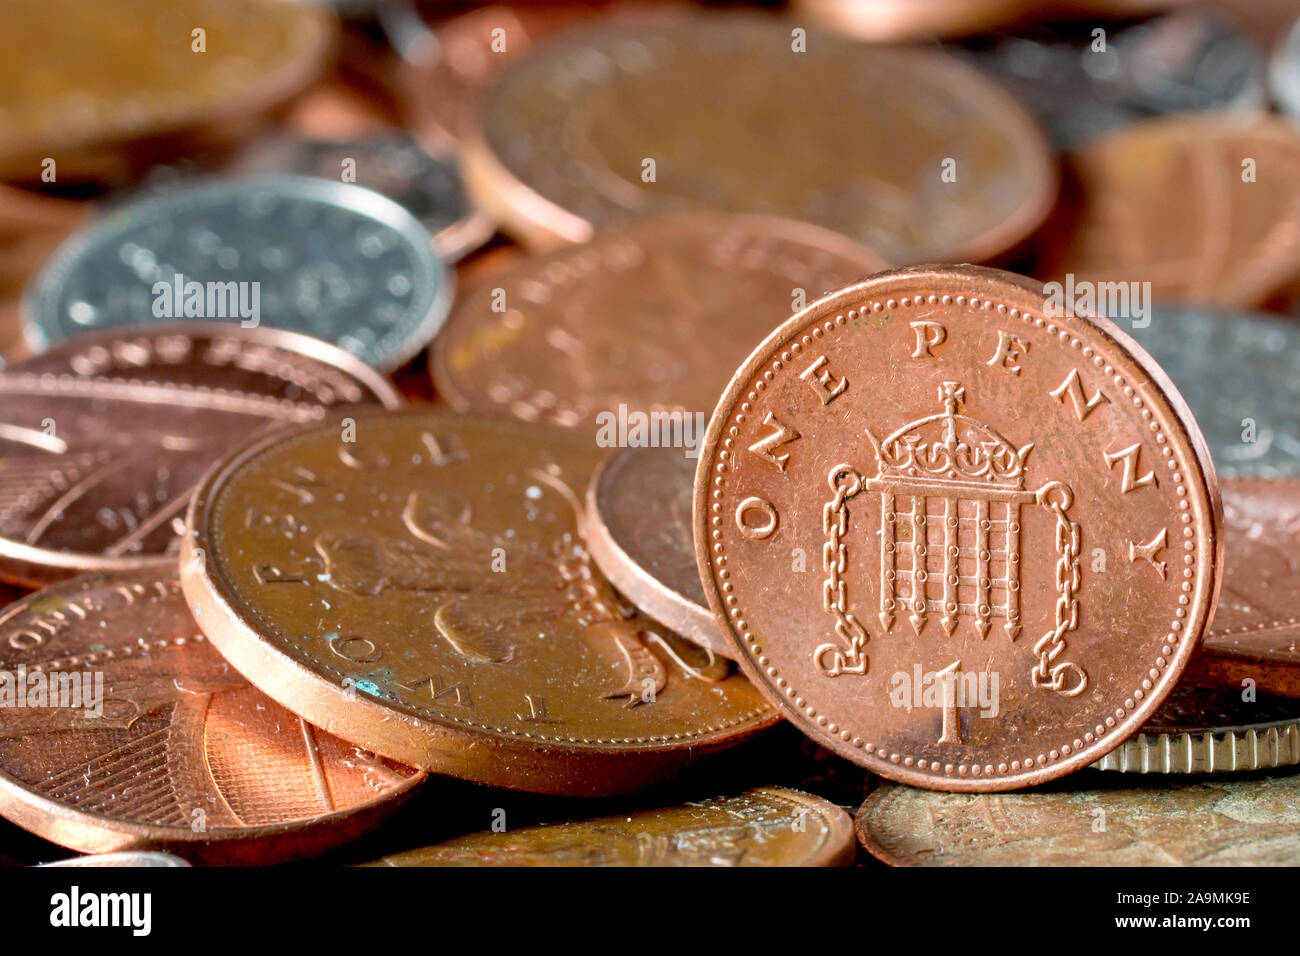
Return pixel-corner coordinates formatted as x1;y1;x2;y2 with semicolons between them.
0;323;400;588
361;786;854;866
855;773;1300;866
1091;683;1300;774
585;446;723;657
696;264;1221;791
1186;477;1300;699
0;570;424;864
0;0;336;183
431;211;886;429
461;11;1056;263
399;4;598;151
180;410;776;795
1037;115;1300;309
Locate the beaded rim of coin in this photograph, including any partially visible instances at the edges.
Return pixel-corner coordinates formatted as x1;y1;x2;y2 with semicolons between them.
180;409;777;794
0;570;426;864
22;175;454;371
460;11;1057;262
584;446;728;658
0;321;400;585
694;263;1223;792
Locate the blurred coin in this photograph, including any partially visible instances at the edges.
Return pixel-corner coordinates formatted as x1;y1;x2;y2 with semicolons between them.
1124;306;1300;478
585;446;722;657
39;851;190;867
0;323;399;587
0;0;336;184
432;211;885;428
1270;14;1300;119
0;570;424;864
24;175;453;370
1092;682;1300;773
958;8;1266;148
463;11;1056;263
399;4;611;150
1186;477;1300;699
1037;114;1300;308
697;264;1221;792
856;773;1300;866
361;786;854;866
229;133;492;262
180;410;776;795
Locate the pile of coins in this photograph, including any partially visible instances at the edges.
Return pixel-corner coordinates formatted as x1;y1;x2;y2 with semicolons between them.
1;0;1299;868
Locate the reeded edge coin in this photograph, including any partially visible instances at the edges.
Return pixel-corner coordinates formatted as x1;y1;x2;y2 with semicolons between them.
22;175;455;372
0;573;427;866
38;851;192;867
459;11;1059;262
1092;714;1300;774
180;409;778;795
694;263;1224;792
0;321;401;582
584;448;729;659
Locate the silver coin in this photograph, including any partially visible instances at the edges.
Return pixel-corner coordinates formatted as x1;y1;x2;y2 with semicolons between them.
959;8;1267;148
1126;306;1300;478
229;132;491;262
39;850;192;867
1270;15;1300;120
23;175;453;371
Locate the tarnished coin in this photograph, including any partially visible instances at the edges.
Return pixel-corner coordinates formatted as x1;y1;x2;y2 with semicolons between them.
1125;307;1300;478
432;211;885;428
180;410;776;795
228;132;493;262
361;787;854;866
586;446;721;656
958;9;1266;148
24;175;453;371
1037;115;1300;308
856;773;1300;866
1092;682;1300;773
696;264;1221;791
39;851;190;867
0;570;424;864
0;323;399;587
463;11;1056;263
0;0;335;183
1186;477;1300;699
399;4;596;150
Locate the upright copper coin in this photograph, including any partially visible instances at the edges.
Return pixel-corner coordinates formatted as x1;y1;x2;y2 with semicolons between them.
856;773;1300;866
1038;115;1300;308
432;211;885;428
181;411;776;795
1186;477;1300;699
696;265;1221;791
0;323;400;587
361;787;854;866
586;446;723;656
794;0;1029;41
0;570;424;864
463;11;1056;262
0;0;336;183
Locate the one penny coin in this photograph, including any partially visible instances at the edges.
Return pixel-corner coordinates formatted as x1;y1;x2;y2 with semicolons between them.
696;264;1221;791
